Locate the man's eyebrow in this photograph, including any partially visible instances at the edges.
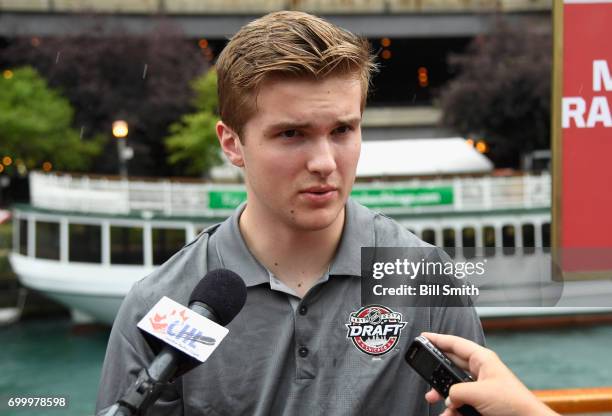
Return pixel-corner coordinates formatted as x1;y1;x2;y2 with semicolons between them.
337;116;362;126
265;116;362;134
265;121;314;133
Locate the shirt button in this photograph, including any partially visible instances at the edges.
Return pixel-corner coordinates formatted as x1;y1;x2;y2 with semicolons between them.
298;346;309;358
299;305;308;315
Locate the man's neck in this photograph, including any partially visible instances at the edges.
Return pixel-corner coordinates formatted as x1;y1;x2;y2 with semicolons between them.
239;205;345;297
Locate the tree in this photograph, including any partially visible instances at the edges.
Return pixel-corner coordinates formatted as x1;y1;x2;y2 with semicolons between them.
440;22;552;167
0;66;101;171
2;21;210;176
165;70;223;176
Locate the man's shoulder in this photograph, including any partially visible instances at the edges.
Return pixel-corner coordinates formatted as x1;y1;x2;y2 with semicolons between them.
348;199;432;248
129;223;220;309
373;211;431;247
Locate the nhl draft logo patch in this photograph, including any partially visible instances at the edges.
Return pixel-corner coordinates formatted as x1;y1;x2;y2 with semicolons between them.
346;305;407;356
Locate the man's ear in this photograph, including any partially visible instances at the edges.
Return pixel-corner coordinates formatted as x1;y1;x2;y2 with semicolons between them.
216;120;244;167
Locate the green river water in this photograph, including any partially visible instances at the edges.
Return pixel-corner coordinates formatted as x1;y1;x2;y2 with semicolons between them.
1;319;612;416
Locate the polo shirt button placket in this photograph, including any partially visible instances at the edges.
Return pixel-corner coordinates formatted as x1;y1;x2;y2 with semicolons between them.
295;300;314;379
298;346;309;358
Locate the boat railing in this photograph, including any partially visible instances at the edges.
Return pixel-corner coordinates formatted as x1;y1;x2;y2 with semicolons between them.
534;386;612;414
29;172;551;217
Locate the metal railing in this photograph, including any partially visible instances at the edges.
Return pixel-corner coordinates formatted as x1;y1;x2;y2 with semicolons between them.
534;387;612;414
29;171;551;218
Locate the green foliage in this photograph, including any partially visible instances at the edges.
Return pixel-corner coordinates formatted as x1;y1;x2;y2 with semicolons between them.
0;223;15;281
0;67;102;171
0;222;11;251
165;70;222;176
4;32;208;176
440;23;551;167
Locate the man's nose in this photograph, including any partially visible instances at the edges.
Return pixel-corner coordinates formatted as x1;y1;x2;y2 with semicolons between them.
306;137;337;177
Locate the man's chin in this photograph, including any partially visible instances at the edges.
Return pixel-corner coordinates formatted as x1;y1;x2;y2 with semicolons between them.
292;220;334;232
290;206;344;231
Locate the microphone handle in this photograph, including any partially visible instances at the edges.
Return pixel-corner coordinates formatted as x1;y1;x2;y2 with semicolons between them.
106;303;220;415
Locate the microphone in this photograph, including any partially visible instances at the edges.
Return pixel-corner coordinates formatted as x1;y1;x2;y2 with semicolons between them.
105;269;247;416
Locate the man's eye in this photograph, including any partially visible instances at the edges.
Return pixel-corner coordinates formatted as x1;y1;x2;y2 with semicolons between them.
280;130;298;138
334;125;352;135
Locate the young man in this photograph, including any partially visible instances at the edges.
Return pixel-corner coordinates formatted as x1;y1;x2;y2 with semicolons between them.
96;11;484;415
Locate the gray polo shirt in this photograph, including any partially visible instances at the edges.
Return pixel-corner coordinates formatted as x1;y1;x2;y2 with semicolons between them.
96;199;484;416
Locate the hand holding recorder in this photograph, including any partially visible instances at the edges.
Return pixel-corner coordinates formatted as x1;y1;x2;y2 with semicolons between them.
420;332;559;416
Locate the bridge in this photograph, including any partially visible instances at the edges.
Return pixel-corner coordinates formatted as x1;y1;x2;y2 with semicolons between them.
0;0;551;37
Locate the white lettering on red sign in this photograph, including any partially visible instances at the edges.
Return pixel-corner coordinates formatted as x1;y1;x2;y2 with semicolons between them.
563;60;612;129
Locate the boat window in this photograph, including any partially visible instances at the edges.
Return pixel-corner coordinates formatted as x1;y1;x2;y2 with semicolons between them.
443;228;456;258
35;221;60;260
483;226;495;257
421;229;436;245
462;227;476;258
542;223;551;252
111;226;144;265
69;224;101;263
522;224;535;254
19;219;28;255
502;225;516;255
153;228;186;266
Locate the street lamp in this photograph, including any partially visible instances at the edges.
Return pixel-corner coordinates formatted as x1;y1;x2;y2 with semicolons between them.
112;120;133;179
112;120;128;138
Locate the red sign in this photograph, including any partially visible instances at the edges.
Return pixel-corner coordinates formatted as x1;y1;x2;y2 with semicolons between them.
559;0;612;274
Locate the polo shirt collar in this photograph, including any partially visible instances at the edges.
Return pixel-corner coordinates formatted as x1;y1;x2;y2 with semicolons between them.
214;198;374;287
328;198;375;277
214;203;269;287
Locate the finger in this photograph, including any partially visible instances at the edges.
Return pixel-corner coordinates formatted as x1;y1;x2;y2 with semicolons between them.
425;388;443;403
445;396;456;409
439;408;459;416
448;382;489;410
421;332;482;358
417;333;471;373
445;352;469;372
439;409;452;416
421;332;489;374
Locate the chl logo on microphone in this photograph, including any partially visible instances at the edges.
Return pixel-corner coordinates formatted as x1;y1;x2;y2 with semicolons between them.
149;308;217;348
138;296;229;362
346;305;407;356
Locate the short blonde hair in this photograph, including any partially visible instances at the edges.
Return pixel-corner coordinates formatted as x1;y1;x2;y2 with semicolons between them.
216;11;377;139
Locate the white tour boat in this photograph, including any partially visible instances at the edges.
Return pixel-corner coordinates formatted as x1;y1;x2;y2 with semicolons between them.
9;139;612;325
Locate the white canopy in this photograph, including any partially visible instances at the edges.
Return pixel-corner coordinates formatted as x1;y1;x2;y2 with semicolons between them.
356;138;494;178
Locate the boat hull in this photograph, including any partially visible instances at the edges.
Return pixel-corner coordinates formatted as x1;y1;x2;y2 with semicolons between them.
9;253;152;325
11;253;612;326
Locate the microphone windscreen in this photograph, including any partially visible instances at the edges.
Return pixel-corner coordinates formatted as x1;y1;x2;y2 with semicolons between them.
189;269;247;326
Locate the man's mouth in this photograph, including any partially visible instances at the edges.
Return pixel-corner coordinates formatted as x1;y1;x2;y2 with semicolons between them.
301;186;337;194
299;186;339;203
